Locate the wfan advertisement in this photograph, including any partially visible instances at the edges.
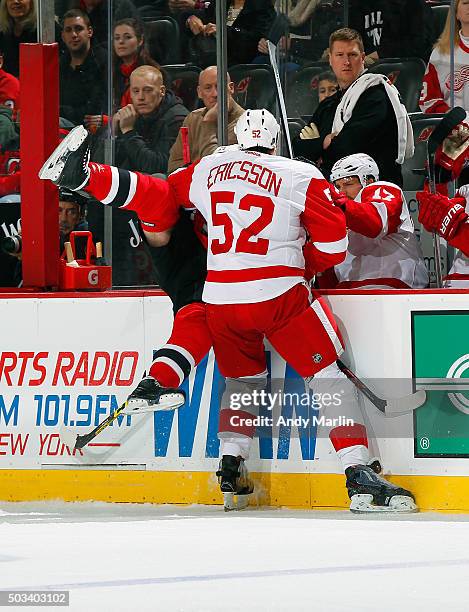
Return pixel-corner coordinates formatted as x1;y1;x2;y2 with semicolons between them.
0;295;326;470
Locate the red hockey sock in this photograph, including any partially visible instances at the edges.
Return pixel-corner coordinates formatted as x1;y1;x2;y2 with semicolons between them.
149;303;212;387
218;408;256;438
329;424;368;452
85;162;114;201
85;162;178;232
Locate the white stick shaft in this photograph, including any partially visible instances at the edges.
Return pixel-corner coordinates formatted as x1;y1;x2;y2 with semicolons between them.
267;40;293;159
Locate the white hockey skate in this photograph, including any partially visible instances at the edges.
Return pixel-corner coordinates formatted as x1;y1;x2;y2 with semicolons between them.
346;465;418;514
216;455;254;511
38;124;90;190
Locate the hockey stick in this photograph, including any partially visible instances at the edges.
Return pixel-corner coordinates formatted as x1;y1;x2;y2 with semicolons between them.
337;359;427;416
267;14;293;159
426;106;466;287
59;400;129;450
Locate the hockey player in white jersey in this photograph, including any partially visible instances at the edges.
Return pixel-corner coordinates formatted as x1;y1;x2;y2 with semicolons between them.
170;109;354;509
322;153;429;289
38;110;417;513
169;110;417;512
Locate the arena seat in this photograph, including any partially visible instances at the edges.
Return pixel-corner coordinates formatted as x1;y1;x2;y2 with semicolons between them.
228;64;276;114
432;4;450;38
288;118;306;141
402;112;447;191
367;57;427;112
137;2;168;19
144;17;180;65
162;64;201;111
286;64;329;119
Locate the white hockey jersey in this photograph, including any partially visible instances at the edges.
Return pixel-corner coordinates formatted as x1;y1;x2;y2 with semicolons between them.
168;148;348;304
420;35;469;115
333;181;429;289
445;184;469;288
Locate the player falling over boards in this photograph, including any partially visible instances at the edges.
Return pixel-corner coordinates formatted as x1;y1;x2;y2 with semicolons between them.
38;110;417;513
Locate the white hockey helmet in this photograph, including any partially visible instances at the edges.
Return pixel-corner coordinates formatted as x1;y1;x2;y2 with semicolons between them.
330;153;379;187
234;109;280;151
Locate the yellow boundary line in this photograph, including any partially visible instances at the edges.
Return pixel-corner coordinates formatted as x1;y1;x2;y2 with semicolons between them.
1;471;469;511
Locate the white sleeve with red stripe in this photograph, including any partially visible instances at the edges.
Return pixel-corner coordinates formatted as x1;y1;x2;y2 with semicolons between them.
420;54;450;114
349;182;404;238
300;176;348;273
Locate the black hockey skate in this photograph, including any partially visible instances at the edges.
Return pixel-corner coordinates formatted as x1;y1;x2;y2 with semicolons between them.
345;465;418;513
38;125;91;190
216;455;254;511
122;376;186;414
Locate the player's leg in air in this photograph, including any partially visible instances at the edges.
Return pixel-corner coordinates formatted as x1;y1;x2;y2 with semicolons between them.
127;301;211;413
38;125;212;413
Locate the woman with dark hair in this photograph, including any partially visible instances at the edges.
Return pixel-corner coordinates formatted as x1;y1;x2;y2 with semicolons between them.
85;18;161;132
113;18;162;109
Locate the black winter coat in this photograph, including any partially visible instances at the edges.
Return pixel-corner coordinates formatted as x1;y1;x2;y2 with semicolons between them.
115;90;189;174
59;49;107;126
185;0;276;65
293;83;403;186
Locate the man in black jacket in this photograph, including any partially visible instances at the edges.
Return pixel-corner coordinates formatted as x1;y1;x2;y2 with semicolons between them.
59;9;106;127
105;64;189;286
293;27;412;186
113;65;189;175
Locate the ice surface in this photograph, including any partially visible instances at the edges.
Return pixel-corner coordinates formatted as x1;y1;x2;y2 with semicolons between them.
1;502;469;612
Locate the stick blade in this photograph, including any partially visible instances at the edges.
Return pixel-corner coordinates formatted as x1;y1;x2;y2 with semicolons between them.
59;426;79;450
385;390;427;415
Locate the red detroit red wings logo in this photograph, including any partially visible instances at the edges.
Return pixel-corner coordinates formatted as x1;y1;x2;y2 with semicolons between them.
445;67;469;92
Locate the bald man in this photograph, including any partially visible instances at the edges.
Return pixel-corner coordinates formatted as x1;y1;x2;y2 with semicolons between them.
113;65;189;175
168;65;244;172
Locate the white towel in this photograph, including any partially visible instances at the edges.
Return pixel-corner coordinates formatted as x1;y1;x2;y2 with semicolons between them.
331;72;414;164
